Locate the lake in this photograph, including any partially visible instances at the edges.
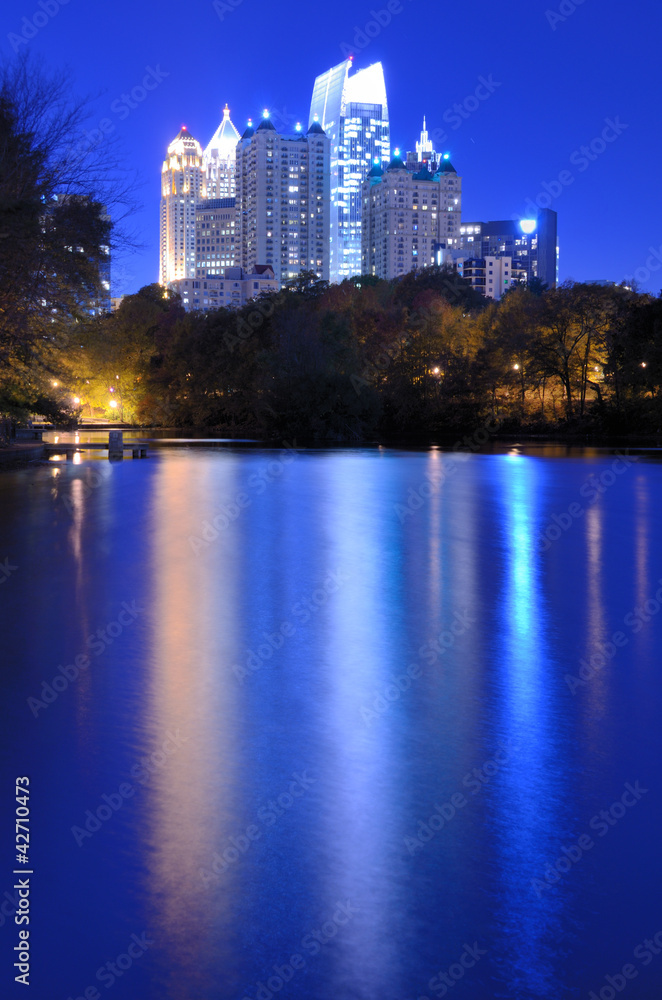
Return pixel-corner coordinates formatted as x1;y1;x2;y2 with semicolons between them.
1;438;661;999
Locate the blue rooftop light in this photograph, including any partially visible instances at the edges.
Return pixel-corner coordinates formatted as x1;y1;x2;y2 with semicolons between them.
443;153;450;160
262;109;269;119
520;219;537;234
295;123;302;132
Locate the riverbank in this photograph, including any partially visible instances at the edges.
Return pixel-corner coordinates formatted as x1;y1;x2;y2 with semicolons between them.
0;442;46;467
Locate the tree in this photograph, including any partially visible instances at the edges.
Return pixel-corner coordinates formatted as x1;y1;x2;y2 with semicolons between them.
0;55;138;419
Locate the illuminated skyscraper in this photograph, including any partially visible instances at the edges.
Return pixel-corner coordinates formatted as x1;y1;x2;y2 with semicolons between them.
309;59;389;283
236;114;330;286
159;127;205;284
204;104;240;199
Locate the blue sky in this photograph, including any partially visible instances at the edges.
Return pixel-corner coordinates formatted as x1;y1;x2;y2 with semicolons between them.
3;0;661;296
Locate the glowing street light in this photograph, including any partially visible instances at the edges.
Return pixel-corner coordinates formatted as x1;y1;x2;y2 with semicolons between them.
513;364;520;371
52;380;58;387
73;396;80;404
432;367;440;375
109;399;118;409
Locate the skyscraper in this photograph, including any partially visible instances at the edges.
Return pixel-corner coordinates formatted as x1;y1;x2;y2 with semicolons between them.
309;59;389;283
204;105;240;199
159;127;205;284
361;151;462;280
236;114;330;286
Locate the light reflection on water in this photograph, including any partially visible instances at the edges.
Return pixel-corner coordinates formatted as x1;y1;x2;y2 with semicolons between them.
1;447;662;999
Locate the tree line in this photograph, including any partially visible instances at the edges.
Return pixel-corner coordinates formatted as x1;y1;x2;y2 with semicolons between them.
49;268;662;442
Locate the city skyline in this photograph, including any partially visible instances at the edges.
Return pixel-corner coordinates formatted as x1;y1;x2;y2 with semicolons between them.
5;0;660;297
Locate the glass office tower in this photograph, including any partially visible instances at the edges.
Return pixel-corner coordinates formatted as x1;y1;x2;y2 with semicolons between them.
309;59;389;283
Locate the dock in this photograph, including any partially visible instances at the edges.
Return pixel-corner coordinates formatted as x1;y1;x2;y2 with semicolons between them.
44;432;148;461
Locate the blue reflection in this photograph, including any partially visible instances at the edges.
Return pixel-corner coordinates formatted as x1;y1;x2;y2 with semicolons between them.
490;455;567;998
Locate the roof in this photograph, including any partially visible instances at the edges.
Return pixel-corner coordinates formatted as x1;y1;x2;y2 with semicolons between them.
256;117;277;132
204;105;241;160
167;127;203;157
386;152;407;171
307;120;326;135
241;121;255;139
436;158;457;175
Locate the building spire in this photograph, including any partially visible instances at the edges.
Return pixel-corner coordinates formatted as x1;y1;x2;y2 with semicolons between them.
416;115;434;162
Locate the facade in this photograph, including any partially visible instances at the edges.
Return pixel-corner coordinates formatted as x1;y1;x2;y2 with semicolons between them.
309;59;390;283
456;209;558;288
454;256;527;300
204;105;240;200
169;265;278;311
159;127;205;285
195;198;237;278
236;115;330;285
361;152;462;280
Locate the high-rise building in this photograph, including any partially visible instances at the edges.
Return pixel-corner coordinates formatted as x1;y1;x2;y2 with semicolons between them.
236;114;330;285
195;198;237;278
160;127;205;284
456;209;558;288
309;59;390;283
361;151;462;280
204;105;241;199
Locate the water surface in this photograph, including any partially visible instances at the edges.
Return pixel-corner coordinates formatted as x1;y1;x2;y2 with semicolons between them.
1;443;661;999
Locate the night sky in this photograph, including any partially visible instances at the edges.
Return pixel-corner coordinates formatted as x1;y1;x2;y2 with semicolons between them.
4;0;661;296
